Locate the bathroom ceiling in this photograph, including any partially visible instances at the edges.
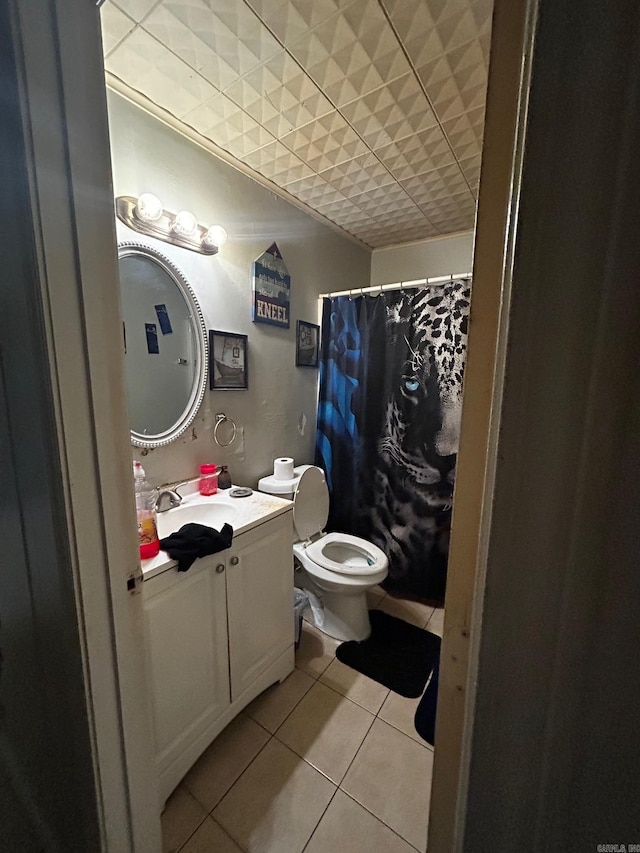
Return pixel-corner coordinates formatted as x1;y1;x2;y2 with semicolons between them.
101;0;493;249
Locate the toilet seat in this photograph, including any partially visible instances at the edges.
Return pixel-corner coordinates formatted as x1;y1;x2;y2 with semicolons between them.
289;467;388;579
305;532;387;577
293;541;388;589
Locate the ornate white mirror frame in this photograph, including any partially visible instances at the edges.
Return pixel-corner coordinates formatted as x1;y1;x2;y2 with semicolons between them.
118;242;208;448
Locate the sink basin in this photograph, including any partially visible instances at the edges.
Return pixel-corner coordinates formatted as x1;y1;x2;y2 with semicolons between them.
156;500;240;538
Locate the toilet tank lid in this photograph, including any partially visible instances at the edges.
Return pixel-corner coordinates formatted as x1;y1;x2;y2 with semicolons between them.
257;465;308;495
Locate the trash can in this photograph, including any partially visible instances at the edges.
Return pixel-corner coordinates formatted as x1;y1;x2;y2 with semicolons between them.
294;588;309;647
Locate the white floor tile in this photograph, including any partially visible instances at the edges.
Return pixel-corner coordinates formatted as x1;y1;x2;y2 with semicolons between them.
213;738;335;853
341;718;433;850
276;681;375;783
319;657;389;714
305;789;417;853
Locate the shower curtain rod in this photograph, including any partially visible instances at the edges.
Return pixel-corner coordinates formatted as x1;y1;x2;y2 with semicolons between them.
319;271;472;299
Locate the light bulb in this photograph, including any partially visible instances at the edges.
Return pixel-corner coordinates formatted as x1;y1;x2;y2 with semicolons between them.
171;210;198;237
202;225;227;250
135;193;163;223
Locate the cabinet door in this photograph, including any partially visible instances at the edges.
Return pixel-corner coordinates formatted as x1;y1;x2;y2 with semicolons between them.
227;512;294;699
143;557;230;779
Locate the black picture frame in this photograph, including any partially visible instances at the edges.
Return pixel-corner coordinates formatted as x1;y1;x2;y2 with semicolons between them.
296;320;320;368
209;330;248;390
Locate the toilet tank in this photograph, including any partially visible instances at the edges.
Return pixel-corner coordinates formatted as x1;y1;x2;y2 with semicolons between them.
257;464;308;500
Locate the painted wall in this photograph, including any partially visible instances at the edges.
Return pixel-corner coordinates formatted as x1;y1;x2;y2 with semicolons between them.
370;231;474;286
107;92;371;488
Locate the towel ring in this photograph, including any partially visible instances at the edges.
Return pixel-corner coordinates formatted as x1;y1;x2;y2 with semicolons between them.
214;413;237;447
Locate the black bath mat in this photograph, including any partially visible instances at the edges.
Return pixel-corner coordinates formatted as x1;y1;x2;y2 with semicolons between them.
414;656;439;746
335;610;441;698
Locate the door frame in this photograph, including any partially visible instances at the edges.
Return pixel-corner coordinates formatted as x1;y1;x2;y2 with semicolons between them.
428;1;537;849
8;1;160;849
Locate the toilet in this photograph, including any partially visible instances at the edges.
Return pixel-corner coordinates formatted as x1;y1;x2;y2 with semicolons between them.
258;465;388;642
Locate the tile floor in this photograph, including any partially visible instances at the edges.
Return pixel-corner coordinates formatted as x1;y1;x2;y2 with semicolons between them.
162;587;443;853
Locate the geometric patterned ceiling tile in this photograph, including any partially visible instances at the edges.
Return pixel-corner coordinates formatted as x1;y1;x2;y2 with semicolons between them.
182;93;277;158
141;3;237;91
112;0;158;24
401;162;470;205
382;0;489;69
100;3;135;56
312;198;378;231
356;190;423;221
240;139;315;184
478;25;492;64
457;153;483;192
224;50;333;137
106;27;217;119
360;217;440;247
280;111;369;172
318;153;395;197
352;180;416;211
417;39;486;96
103;0;494;249
329;209;378;230
378;0;442;68
284;173;351;207
245;0;343;45
441;104;485;161
314;194;363;215
382;0;493;125
265;51;335;130
340;72;438;151
420;189;477;232
288;0;412;107
374;209;431;231
375;125;457;182
182;91;247;136
143;0;281;90
417;64;487;124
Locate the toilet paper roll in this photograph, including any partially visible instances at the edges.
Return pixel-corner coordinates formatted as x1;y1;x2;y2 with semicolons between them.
273;457;294;480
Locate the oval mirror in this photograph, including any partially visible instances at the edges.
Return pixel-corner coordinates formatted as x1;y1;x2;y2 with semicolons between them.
118;243;208;447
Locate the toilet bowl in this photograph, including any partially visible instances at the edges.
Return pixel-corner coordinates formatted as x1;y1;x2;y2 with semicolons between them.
258;465;388;641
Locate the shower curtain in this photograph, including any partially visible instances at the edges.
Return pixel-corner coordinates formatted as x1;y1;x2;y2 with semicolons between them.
315;280;471;601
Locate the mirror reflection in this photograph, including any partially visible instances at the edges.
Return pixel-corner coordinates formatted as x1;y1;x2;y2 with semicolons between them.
118;245;207;446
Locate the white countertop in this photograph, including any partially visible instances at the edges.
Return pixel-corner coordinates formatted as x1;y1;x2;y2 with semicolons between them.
142;483;292;580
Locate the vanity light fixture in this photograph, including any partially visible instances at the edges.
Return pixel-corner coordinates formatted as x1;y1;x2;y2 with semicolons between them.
135;192;164;223
116;194;227;255
171;209;198;237
203;225;228;250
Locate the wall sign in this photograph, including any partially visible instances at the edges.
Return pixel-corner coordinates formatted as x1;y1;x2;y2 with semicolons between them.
252;243;290;328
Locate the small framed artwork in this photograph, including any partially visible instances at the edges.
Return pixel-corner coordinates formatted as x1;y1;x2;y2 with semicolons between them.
209;330;248;390
296;320;320;368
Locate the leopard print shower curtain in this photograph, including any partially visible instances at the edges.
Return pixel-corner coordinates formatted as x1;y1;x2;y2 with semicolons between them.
315;280;471;601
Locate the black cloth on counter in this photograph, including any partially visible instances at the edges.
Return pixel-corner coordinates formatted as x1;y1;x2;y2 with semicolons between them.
159;522;233;572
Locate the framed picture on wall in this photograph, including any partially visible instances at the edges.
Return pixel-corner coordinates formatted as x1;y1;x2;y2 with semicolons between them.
209;330;248;390
296;320;320;368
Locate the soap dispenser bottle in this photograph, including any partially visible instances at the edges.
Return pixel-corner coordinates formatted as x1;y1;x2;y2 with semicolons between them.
133;461;160;560
218;465;232;490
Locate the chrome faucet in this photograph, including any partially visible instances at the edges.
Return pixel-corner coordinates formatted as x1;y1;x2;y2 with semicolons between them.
156;483;187;512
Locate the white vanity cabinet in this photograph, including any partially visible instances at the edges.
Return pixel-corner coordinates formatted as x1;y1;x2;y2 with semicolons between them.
143;509;294;804
227;514;294;699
